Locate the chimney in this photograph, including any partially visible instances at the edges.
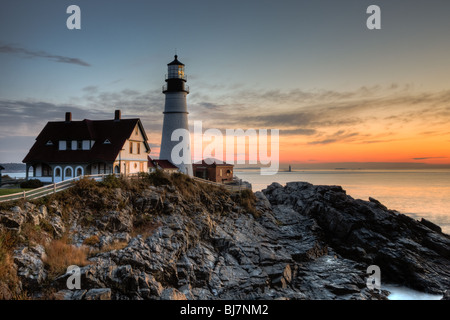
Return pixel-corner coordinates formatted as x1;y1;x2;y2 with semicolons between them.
65;112;72;123
114;110;121;122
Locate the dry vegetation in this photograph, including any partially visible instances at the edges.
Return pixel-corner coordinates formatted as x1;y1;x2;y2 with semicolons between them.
0;231;21;299
43;238;89;279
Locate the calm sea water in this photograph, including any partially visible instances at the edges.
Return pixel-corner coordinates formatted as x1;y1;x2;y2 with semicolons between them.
235;169;450;235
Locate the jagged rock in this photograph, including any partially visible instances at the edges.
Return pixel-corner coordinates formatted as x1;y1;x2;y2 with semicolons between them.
0;207;26;231
85;288;112;300
442;290;450;300
53;289;87;300
26;204;48;226
102;210;133;233
160;287;187;300
49;215;65;238
13;245;47;291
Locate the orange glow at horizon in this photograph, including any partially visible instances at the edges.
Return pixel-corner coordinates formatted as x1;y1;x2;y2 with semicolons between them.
147;121;450;166
279;133;450;165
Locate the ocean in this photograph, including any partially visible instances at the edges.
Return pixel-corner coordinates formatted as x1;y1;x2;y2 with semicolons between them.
235;169;450;235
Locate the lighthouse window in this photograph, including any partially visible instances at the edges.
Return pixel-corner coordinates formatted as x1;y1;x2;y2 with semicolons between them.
178;66;184;78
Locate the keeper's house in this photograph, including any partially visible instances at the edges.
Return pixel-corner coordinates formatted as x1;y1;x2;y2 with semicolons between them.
22;110;151;183
192;159;234;183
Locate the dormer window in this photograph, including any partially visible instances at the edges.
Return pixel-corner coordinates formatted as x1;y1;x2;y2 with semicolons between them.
46;140;54;146
103;139;111;144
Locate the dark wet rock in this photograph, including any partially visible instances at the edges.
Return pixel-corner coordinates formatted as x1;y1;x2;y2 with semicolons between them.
421;218;442;233
263;181;450;295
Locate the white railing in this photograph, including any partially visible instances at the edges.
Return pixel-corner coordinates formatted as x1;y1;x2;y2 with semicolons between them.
0;174;116;203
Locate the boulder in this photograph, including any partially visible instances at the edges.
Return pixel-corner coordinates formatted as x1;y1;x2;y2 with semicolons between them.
0;207;26;231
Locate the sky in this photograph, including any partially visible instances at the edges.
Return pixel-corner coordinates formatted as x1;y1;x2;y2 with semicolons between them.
1;0;450;168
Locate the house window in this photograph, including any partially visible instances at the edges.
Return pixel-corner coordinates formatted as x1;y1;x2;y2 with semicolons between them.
66;140;72;150
137;143;140;154
46;140;53;146
129;142;133;154
77;140;83;150
64;167;73;178
42;164;52;177
135;126;138;135
55;168;61;177
220;169;223;176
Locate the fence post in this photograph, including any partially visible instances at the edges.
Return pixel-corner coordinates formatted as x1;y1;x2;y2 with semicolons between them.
23;190;26;200
53;183;56;193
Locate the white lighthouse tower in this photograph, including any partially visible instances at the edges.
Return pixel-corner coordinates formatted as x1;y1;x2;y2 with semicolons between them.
160;55;193;176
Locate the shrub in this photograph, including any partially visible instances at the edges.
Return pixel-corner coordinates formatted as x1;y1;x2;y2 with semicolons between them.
71;177;100;197
100;174;122;189
143;170;171;187
20;179;43;189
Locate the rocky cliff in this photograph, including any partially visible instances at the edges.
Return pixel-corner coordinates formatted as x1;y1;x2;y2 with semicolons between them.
0;174;448;300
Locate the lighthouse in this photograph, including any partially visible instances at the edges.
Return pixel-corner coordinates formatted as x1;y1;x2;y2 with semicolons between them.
159;55;193;176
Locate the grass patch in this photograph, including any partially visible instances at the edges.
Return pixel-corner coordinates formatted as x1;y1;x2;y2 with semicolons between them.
236;189;259;218
43;239;89;279
0;188;32;196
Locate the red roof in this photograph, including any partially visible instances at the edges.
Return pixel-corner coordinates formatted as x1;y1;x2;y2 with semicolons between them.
23;118;150;164
192;158;233;168
148;156;178;170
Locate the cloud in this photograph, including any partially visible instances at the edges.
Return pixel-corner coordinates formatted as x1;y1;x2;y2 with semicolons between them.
307;131;360;145
82;86;99;94
280;128;317;136
0;99;110;138
191;85;450;146
0;44;90;67
412;157;448;160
